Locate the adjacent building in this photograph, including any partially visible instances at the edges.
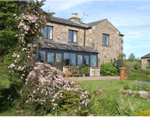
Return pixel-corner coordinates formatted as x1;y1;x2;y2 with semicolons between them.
141;53;150;69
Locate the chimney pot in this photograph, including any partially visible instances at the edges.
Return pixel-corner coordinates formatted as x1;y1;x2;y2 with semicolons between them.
70;13;80;22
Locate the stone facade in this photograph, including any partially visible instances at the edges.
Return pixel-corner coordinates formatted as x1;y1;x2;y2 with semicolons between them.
42;22;85;46
42;19;123;67
85;20;123;66
141;59;150;69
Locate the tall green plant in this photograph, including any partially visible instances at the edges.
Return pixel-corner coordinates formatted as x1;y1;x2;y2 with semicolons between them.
100;62;118;76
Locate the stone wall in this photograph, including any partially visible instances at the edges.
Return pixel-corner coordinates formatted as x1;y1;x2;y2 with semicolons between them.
85;20;123;66
90;67;100;77
141;59;149;69
42;22;85;46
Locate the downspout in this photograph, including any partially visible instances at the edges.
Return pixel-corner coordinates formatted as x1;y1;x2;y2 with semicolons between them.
84;29;86;46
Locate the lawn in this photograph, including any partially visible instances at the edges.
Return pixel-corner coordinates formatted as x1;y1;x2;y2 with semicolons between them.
78;80;150;115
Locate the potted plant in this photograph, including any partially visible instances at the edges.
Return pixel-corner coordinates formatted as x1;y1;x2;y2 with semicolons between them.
80;65;88;77
71;66;79;72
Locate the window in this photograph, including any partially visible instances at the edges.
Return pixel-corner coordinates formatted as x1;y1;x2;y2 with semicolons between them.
42;26;53;39
47;53;54;64
90;55;97;67
64;53;70;66
70;53;76;65
35;51;45;62
84;55;89;66
68;30;77;42
102;34;109;45
77;55;83;66
121;40;123;43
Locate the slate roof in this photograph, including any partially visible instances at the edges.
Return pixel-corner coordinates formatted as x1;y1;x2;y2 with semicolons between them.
141;53;150;59
49;16;124;36
38;40;99;54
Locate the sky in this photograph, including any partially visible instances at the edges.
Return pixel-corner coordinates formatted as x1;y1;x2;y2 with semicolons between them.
41;0;150;59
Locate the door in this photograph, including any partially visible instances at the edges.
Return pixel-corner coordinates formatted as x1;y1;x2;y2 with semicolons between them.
55;53;62;70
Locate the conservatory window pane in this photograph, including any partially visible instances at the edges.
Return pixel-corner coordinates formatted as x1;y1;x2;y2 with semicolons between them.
56;53;62;62
84;55;89;66
77;55;83;66
35;51;39;60
90;55;97;67
70;53;76;65
47;53;54;64
39;51;45;62
64;53;70;66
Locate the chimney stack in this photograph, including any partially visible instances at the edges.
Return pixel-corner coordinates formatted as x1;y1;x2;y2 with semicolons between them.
69;13;80;22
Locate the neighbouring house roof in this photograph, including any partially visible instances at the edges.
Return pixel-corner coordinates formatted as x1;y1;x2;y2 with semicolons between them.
38;40;99;54
141;53;150;59
49;16;124;36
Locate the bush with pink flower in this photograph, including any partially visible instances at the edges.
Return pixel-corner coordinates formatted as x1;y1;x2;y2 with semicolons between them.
19;62;90;116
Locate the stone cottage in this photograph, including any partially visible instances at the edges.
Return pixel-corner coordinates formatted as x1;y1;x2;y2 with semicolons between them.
141;53;150;69
36;13;124;76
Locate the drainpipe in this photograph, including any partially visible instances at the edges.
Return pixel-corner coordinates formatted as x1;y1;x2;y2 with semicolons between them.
84;29;86;46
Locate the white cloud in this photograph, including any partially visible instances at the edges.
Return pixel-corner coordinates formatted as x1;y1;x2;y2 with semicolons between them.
42;0;91;11
137;5;150;10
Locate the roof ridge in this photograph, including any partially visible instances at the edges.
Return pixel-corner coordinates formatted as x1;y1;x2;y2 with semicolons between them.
51;16;107;28
141;53;150;58
87;18;107;24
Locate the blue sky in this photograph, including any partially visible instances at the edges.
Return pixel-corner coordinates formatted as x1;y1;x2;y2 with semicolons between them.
41;0;150;59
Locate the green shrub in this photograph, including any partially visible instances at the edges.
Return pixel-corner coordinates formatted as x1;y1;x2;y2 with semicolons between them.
123;84;130;90
89;93;139;116
100;62;119;76
132;61;141;70
80;65;88;75
127;68;150;82
134;109;150;116
131;83;150;91
127;73;150;82
114;58;124;73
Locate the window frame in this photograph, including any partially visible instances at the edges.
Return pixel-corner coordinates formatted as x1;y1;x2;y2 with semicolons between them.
68;29;77;43
42;25;53;39
102;33;109;46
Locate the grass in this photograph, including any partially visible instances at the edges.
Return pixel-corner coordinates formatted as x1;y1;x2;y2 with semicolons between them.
1;80;150;116
78;80;150;115
0;112;15;116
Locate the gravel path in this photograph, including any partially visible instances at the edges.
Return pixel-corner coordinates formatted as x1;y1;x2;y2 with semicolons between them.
64;76;120;81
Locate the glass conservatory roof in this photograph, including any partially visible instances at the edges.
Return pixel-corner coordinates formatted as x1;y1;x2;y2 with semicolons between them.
38;40;98;54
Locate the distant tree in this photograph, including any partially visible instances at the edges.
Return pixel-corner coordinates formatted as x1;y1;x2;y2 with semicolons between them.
128;53;135;61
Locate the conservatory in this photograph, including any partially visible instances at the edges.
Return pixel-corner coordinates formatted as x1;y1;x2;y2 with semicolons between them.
35;40;100;76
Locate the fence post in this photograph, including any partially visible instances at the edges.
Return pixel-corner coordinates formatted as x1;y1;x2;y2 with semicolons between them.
120;67;126;80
